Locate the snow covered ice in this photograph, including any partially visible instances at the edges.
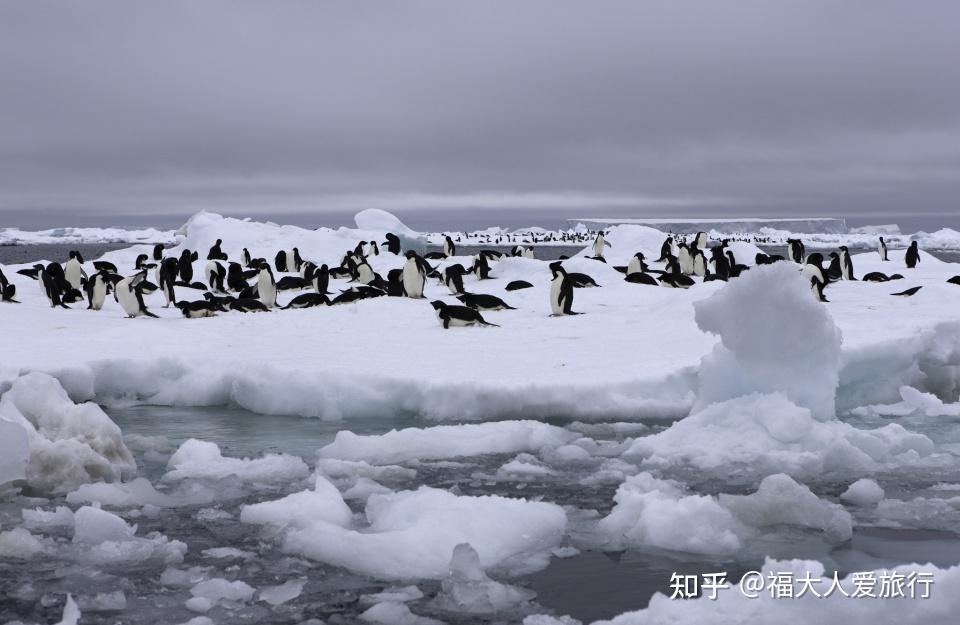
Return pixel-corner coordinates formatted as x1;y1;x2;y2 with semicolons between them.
3;211;960;624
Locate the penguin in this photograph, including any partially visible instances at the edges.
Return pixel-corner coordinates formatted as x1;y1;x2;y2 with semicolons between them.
905;241;920;268
691;248;707;278
826;252;843;281
709;248;730;281
84;271;110;310
205;260;226;292
230;298;270;313
152;243;165;262
368;241;380;256
505;280;533;291
625;272;659;286
566;273;600;288
64;251;87;291
430;300;498;329
677;243;693;275
93;260;118;273
626;252;648;276
456;292;515;311
274;250;289;273
207;239;227;261
312;264;331;295
787;239;805;264
549;262;578;315
863;272;891;282
240;248;252;267
203;292;235;307
695;231;708;250
282;293;330;309
947;276;960;286
257;263;278;308
35;264;67;308
178;250;198;283
116;271;158;318
801;253;829;302
471;253;492;280
656;237;674;262
891;286;922;297
175;300;224;318
444;265;466;295
0;268;19;303
226;262;249;292
443;235;456;257
331;286;387;305
291;248;303;273
592;232;611;259
878;237;888;261
839;246;856;280
383;233;401;255
402;250;427;298
274;275;307;291
657;273;695;289
356;260;377;285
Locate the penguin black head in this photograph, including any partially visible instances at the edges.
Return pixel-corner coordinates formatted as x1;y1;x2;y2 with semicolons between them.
549;261;566;277
430;300;447;311
69;250;84;263
807;253;824;266
405;250;417;259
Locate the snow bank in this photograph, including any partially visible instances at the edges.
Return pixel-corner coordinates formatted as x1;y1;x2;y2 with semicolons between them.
596;472;850;556
574;224;669;265
164;439;309;483
318;421;577;465
693;263;843;421
626;393;934;476
259;486;566;580
0;372;134;495
594;558;960;625
0;225;176;246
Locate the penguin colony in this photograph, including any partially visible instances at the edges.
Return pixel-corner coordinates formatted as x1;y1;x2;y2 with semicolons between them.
3;230;952;326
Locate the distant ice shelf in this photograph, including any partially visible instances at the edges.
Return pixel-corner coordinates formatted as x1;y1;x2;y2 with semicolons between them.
572;217;849;235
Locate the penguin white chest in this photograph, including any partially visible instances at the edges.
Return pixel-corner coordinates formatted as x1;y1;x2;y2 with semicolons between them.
90;279;107;310
402;259;423;297
258;272;277;307
627;257;641;275
550;276;564;315
116;280;141;317
65;259;84;290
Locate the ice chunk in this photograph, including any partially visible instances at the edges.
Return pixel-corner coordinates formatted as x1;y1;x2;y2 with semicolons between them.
433;543;536;614
202;547;255;560
343;477;393;501
720;473;853;543
360;586;425;605
0;372;135;495
257;579;306;606
0;416;29;490
841;478;885;506
0;527;46;559
626;392;934;477
281;486;567;580
66;477;210;508
318;421;575;465
359;601;445;625
596;473;745;555
22;505;75;530
190;578;256;604
72;506;136;544
164;439;309;483
693;263;843;421
240;473;352;529
76;591;126;611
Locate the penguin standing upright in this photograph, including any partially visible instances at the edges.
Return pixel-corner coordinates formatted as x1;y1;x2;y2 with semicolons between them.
549;262;578;315
472;253;491;280
691;247;707;277
839;246;856;280
153;243;164;262
656;237;674;262
64;251;87;291
905;241;920;268
787;239;806;264
159;257;179;306
355;260;376;285
116;271;158;318
677;243;693;275
592;231;611;259
178;250;198;283
801;253;829;302
36;264;67;308
695;231;708;250
85;271;110;310
878;237;888;261
710;248;730;280
443;235;456;257
207;239;227;261
242;248;253;267
402;251;427;298
826;252;843;281
205;260;226;292
312;264;331;295
383;233;401;255
368;241;380;256
444;265;466;295
257;263;278;308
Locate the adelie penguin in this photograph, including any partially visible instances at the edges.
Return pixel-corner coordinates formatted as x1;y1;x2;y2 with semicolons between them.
444;265;466;295
153;243;164;262
505;280;533;291
456;292;515;311
282;293;330;310
178;249;199;283
383;233;401;255
471;253;492;280
862;272;904;283
84;270;111;310
64;251;87;291
591;231;611;260
430;300;498;329
257;263;278;308
839;246;856;280
801;253;830;302
175;299;224;318
205;260;227;292
443;235;456;257
549;262;579;315
677;243;693;275
878;237;888;261
891;286;922;297
402;250;428;298
158;257;179;307
787;239;805;264
656;237;674;262
905;241;920;268
34;264;68;308
116;271;158;318
312;264;331;295
207;239;228;261
0;268;19;303
626;252;648;276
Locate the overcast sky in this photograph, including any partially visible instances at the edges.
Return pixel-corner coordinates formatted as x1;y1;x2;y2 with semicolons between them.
1;1;959;228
